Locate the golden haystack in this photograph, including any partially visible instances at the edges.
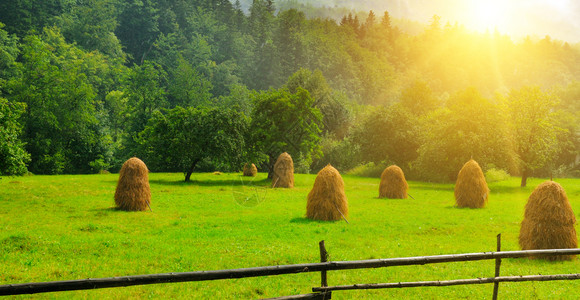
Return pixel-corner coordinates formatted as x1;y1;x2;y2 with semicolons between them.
519;181;577;261
379;165;408;199
243;163;257;177
114;157;151;211
306;164;348;221
272;152;294;188
454;159;489;208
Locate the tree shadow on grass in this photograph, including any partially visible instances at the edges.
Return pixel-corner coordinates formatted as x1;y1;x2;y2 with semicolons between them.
149;177;271;187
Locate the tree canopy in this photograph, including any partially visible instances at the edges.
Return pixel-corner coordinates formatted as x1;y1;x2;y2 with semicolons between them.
140;106;248;182
0;2;578;183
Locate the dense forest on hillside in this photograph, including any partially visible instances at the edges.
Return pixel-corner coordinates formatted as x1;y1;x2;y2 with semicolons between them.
0;0;578;185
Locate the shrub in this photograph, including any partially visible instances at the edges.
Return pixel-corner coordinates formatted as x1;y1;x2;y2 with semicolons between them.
346;162;388;178
484;168;510;182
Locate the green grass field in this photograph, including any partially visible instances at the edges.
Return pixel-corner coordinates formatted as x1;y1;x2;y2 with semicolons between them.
1;172;580;299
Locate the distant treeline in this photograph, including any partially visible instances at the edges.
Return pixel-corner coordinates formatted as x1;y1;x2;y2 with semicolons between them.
0;0;578;185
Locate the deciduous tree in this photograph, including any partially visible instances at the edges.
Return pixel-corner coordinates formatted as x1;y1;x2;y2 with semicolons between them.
139;106;248;182
507;86;564;187
250;87;322;177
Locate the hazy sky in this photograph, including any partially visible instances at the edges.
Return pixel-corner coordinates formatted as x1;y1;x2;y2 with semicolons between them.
433;0;579;42
235;0;580;42
355;0;580;42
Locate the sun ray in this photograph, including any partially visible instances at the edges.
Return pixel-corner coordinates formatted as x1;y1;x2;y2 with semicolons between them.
467;0;510;32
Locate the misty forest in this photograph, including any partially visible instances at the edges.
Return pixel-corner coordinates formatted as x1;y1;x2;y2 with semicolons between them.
1;0;579;187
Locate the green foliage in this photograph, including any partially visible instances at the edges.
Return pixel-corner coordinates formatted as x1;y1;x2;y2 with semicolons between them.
121;61;168;154
167;57;213;107
215;84;253;116
484;167;510;183
311;134;360;173
345;161;388;177
400;80;440;116
55;0;125;59
2;1;580;179
13;28;107;174
0;0;64;36
285;68;353;137
115;0;160;64
276;9;307;76
0;97;30;175
413;88;514;182
139;106;248;181
351;103;418;168
506;86;563;186
0;22;20;90
250;87;322;177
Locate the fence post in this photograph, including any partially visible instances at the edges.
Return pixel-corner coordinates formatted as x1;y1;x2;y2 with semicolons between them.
319;240;328;288
493;233;502;300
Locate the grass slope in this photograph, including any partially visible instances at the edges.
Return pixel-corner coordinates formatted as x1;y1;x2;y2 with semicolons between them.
1;173;579;299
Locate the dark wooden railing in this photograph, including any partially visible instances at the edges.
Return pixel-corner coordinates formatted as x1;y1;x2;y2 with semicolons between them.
1;235;580;299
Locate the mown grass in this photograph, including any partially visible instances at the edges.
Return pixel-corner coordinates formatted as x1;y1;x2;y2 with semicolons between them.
1;173;580;299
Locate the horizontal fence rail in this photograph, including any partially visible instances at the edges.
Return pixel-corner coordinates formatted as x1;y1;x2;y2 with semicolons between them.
312;274;580;292
1;248;580;296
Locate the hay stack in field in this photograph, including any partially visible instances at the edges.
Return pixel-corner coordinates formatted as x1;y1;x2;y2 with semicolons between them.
454;159;489;208
243;163;257;177
306;164;348;221
114;157;151;211
519;181;577;260
272;152;294;188
379;165;408;199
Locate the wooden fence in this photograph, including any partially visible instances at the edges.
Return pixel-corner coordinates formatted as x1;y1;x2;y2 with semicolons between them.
2;235;580;299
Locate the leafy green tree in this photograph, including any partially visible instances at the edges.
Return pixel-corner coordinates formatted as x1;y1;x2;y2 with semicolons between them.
139;106;248;182
285;68;352;138
351;104;418;169
0;22;20;93
121;61;168;155
115;0;160;64
14;28;107;174
400;80;440;116
0;0;63;36
55;0;125;59
167;57;213;107
215;84;253;116
250;87;322;177
554;82;580;173
276;9;306;77
0;97;30;175
414;87;514;181
506;86;564;187
245;0;281;89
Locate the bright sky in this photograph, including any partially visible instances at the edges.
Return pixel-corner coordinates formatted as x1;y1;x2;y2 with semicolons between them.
390;0;580;42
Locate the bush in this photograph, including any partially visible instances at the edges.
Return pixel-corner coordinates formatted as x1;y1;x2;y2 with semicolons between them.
485;168;510;182
346;162;389;178
311;134;360;173
294;154;311;174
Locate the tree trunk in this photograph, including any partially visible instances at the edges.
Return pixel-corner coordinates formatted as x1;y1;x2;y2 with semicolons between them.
520;168;528;187
267;155;275;179
184;159;200;182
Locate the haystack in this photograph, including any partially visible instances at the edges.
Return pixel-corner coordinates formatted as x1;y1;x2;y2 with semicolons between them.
114;157;151;211
243;163;257;177
306;164;348;221
379;165;408;199
519;181;577;260
272;152;294;188
454;159;489;208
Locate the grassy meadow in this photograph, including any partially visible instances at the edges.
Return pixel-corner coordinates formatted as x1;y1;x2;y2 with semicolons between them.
1;172;580;299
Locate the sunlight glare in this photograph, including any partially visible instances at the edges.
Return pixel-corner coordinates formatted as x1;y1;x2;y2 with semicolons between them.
468;0;510;32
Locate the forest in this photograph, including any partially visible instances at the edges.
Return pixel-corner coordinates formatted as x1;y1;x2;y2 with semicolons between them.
0;0;579;186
